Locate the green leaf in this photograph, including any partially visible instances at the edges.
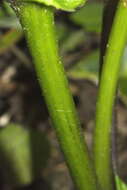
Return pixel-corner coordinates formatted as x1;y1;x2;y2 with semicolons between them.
68;50;99;81
115;175;127;190
0;16;21;29
0;29;23;54
0;7;5;18
0;123;50;187
120;46;127;75
70;2;104;33
0;2;21;29
119;76;127;97
118;46;127;102
61;30;86;54
56;23;69;42
17;0;86;11
2;2;17;16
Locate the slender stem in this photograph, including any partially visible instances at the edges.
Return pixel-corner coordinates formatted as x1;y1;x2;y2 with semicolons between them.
11;2;99;190
94;1;127;190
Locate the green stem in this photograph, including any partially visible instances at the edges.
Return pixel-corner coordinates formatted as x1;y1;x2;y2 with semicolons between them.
12;2;98;190
94;1;127;190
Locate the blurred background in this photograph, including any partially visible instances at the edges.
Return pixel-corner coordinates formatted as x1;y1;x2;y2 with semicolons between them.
0;0;127;189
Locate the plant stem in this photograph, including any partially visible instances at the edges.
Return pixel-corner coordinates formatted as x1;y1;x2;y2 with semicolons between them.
11;2;98;190
94;1;127;190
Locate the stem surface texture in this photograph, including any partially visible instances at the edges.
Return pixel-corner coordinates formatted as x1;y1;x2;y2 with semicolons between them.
12;2;99;190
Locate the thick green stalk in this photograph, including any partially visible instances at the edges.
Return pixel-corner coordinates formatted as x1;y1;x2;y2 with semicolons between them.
94;1;127;190
11;2;98;190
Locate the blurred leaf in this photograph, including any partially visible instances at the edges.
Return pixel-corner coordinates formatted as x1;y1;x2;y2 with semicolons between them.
56;23;69;42
0;16;21;29
68;69;98;82
0;29;23;54
70;2;104;33
119;77;127;97
0;2;21;29
115;175;127;190
0;123;50;187
61;30;86;54
76;50;99;73
0;7;5;18
119;46;127;102
68;50;99;81
2;1;16;16
120;46;127;75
